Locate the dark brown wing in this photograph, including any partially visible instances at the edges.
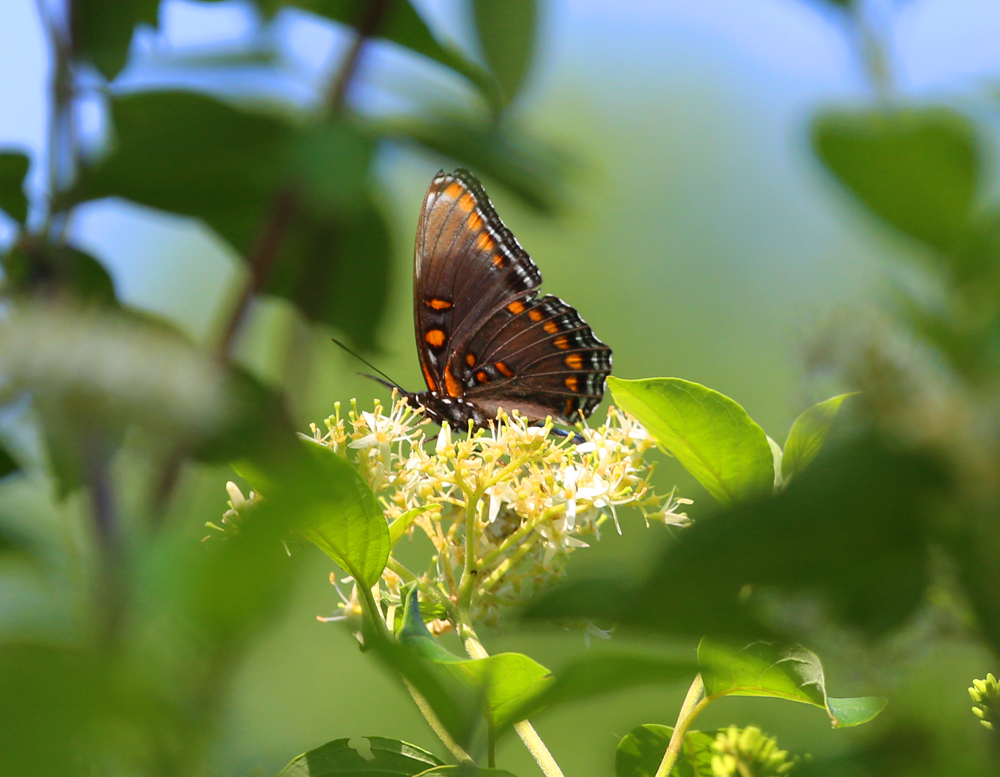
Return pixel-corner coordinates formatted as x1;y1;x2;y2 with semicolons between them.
414;169;542;398
459;293;612;423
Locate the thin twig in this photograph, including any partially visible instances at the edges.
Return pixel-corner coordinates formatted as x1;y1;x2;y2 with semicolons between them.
654;674;708;777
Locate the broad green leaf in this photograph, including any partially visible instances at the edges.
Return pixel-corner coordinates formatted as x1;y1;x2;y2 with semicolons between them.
526;437;943;639
2;238;117;306
502;652;697;731
72;0;160;79
699;639;886;728
473;0;537;107
389;506;436;547
396;587;552;730
257;0;501;111
0;151;29;224
813;107;979;254
782;393;854;480
608;377;773;505
289;438;389;587
616;725;719;777
287;120;374;218
374;114;568;215
278;736;443;776
414;768;518;777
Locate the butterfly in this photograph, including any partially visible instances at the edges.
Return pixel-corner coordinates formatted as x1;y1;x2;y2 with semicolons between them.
402;168;612;433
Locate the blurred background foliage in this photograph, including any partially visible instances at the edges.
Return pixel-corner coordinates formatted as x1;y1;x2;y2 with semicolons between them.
3;0;1000;775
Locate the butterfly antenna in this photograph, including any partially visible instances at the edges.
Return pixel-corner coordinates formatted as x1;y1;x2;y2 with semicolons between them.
330;338;406;393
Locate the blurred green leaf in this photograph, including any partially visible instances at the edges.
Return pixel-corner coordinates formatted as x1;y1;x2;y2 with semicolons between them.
374;114;568;214
0;150;29;224
2;237;117;306
699;639;886;728
67;91;291;255
72;0;160;79
278;736;444;776
472;0;537;107
257;0;501;111
527;436;944;639
0;441;19;480
813;107;979;254
268;192;391;349
0;643;106;776
608;377;774;506
781;393;854;481
66;92;390;340
616;725;719;777
503;652;697;732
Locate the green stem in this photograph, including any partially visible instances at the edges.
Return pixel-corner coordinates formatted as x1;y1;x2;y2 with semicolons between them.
480;504;565;570
457;488;485;608
655;673;708;777
478;534;539;595
403;678;475;765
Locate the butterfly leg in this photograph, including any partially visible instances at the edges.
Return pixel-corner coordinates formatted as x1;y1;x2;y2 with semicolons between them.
549;427;586;445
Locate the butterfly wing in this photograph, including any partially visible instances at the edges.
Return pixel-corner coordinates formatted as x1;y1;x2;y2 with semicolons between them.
414;168;612;425
414;169;542;398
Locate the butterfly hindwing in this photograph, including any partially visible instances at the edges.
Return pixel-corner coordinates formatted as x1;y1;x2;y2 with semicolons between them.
412;168;611;427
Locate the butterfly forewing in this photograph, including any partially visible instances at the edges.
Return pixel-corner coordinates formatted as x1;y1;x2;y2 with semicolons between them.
413;168;611;427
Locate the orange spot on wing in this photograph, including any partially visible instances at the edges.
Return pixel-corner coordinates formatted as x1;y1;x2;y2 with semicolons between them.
445;181;463;198
554;335;570;349
528;309;543;322
466;353;476;367
565;353;583;370
458;193;475;212
426;298;452;310
508;301;525;315
492;254;505;267
468;212;483;230
422;365;437;392
564;398;576;417
444;366;461;398
475;233;495;252
476;371;489;383
495;361;514;377
564;376;579;392
543;321;559;334
425;329;446;348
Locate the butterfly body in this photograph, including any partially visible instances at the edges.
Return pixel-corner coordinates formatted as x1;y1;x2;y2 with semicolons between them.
408;169;612;431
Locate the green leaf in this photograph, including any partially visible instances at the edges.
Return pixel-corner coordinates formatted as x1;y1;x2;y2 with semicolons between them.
0;441;19;480
374;114;568;215
526;436;943;639
616;725;719;777
608;377;773;506
285;438;389;587
472;0;537;107
2;238;117;306
389;506;436;547
414;768;519;777
813;107;980;254
278;736;444;776
258;0;501;112
396;588;552;730
287;120;374;218
72;0;160;79
699;638;886;728
502;652;697;732
0;151;29;224
782;393;854;480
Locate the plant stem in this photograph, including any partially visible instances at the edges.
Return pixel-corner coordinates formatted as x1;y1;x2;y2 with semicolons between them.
460;623;565;777
403;678;476;765
655;673;708;777
478;534;539;595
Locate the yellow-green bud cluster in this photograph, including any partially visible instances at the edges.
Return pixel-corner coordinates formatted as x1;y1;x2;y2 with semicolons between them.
711;726;797;777
969;673;1000;731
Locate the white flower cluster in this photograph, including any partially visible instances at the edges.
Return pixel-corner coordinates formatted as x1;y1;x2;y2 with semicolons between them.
307;395;690;629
